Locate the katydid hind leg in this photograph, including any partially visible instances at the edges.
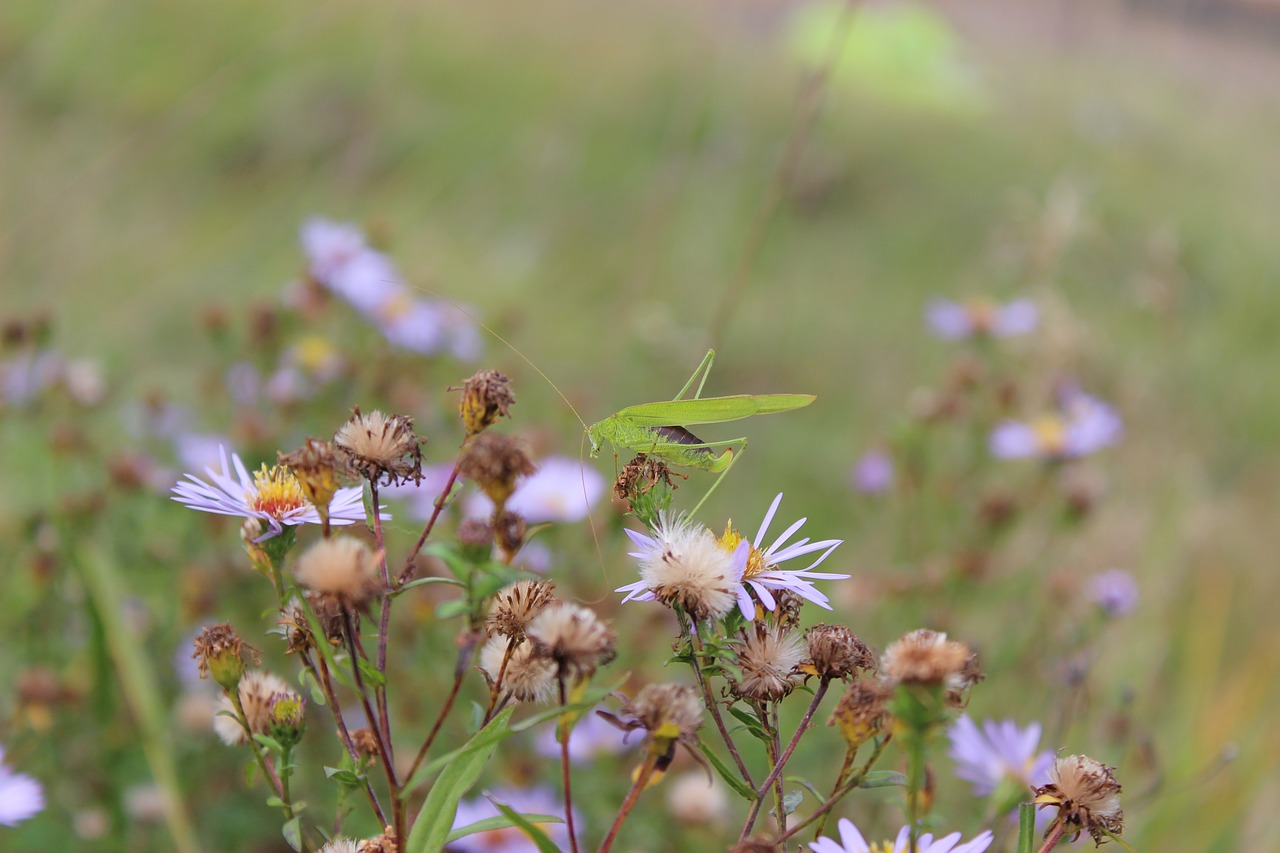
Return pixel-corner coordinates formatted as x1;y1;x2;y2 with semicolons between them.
688;438;745;518
673;349;716;402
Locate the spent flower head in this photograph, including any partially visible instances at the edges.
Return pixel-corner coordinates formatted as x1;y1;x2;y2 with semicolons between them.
452;369;516;437
214;670;291;745
486;579;558;643
1035;754;1124;844
616;511;748;622
192;623;260;691
811;818;994;853
172;445;377;540
279;438;353;516
479;637;558;704
294;536;384;613
457;432;537;510
829;679;891;750
800;624;876;682
731;623;806;702
333;408;424;487
526;602;616;685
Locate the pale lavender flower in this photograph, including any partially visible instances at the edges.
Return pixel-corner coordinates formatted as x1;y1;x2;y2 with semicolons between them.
534;707;634;763
811;819;993;853
0;349;63;407
948;715;1054;798
0;746;44;827
1087;570;1138;618
927;297;1038;340
450;786;574;853
989;389;1121;460
326;249;405;316
851;449;894;494
732;493;847;619
171;445;379;539
373;294;447;355
299;217;368;282
465;457;606;524
173;433;233;475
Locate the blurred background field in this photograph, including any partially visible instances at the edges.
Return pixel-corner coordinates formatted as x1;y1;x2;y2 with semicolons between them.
3;0;1279;850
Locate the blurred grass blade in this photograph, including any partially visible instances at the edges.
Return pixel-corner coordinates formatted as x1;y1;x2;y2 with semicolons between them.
75;546;203;853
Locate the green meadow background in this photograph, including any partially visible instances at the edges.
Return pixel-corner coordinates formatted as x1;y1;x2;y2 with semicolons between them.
3;1;1278;850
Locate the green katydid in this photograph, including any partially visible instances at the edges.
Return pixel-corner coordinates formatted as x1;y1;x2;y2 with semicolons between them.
585;349;815;515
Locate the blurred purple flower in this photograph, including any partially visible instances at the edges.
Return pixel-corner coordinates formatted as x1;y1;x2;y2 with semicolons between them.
0;349;63;407
465;457;606;524
990;389;1121;460
1087;569;1138;618
811;819;993;853
851;449;894;494
948;715;1054;798
534;707;634;763
0;746;44;827
450;786;574;853
299;217;368;282
926;297;1038;340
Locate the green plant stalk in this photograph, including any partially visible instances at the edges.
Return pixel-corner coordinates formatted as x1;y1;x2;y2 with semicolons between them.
776;735;891;844
598;752;659;853
75;548;203;853
688;622;755;788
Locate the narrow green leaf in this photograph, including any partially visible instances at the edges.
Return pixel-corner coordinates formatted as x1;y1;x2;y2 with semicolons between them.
859;770;908;788
323;767;363;786
1017;802;1036;853
489;798;563;853
445;814;562;844
394;576;466;596
356;657;387;688
435;599;469;620
404;709;513;853
696;742;755;801
282;816;303;852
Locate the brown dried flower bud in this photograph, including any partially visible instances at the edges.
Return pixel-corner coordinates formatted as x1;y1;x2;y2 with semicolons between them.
333;408;424;487
452;369;516;437
456;518;493;550
526;602;616;684
278;598;315;655
193;623;260;691
828;679;890;749
621;683;704;743
351;727;381;763
356;827;398;853
730;624;805;702
1034;754;1124;844
486;579;558;642
280;438;352;516
493;510;527;561
800;624;876;682
457;432;536;509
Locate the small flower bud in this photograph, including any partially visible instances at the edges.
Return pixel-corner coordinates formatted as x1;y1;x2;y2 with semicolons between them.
452;369;516;437
267;691;306;750
192;623;259;692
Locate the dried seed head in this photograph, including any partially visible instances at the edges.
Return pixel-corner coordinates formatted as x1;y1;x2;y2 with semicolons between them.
731;624;805;702
279;438;352;514
800;624;876;682
479;637;557;704
1034;754;1124;844
192;623;260;691
614;454;680;524
213;670;290;745
351;727;381;763
638;513;742;622
278;598;315;655
457;432;536;509
771;590;805;632
333;407;424;487
828;679;890;749
319;840;359;853
625;683;704;742
527;602;616;684
294;536;383;612
486;579;558;642
453;369;516;437
882;629;974;689
356;827;398;853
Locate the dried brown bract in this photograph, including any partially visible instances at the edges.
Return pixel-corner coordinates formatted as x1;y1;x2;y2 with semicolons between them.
452;369;516;437
333;408;424;487
828;679;891;749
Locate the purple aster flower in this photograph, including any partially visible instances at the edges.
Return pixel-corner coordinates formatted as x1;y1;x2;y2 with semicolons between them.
299;217;369;283
0;349;63;407
326;249;406;316
173;433;233;475
926;297;1038;340
989;389;1121;460
732;493;847;619
948;715;1054;798
811;819;993;853
465;457;606;524
851;449;894;494
0;746;44;827
450;786;574;853
171;445;380;540
1087;569;1138;618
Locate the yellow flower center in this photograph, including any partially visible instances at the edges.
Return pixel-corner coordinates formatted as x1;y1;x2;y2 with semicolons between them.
718;523;768;579
293;334;337;372
248;465;309;519
1032;414;1067;455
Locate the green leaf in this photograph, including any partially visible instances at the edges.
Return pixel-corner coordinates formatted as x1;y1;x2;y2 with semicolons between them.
445;814;562;844
488;798;563;853
394;576;466;596
356;657;387;688
859;770;908;788
404;708;513;853
253;733;284;754
435;599;469;620
282;815;303;852
696;742;755;801
728;707;770;742
323;767;364;786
